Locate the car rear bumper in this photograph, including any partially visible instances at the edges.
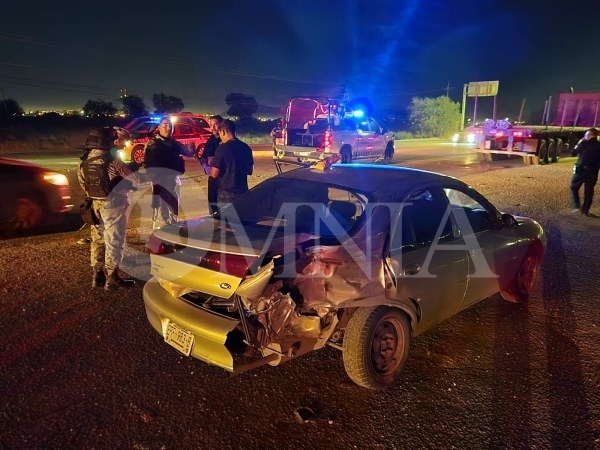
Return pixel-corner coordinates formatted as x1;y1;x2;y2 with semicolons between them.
273;146;331;162
142;277;240;371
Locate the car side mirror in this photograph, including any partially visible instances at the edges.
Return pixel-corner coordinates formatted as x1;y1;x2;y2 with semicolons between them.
500;213;518;228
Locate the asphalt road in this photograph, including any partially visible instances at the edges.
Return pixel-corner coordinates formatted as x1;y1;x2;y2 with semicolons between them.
1;142;599;449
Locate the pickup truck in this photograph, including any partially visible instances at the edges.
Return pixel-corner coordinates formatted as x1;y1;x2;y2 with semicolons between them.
273;96;395;163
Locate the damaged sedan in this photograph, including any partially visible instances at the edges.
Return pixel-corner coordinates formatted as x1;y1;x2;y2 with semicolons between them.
142;163;545;389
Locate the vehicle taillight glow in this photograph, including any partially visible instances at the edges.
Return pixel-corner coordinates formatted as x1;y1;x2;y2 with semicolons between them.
147;234;176;255
514;131;524;137
494;131;504;138
200;251;258;277
324;130;332;151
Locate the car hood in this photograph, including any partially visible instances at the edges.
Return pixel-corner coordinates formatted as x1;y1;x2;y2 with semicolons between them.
0;157;43;172
514;215;546;247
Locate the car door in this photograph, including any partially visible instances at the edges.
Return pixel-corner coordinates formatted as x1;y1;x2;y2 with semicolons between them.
441;186;521;306
361;118;386;158
173;124;197;154
388;188;469;334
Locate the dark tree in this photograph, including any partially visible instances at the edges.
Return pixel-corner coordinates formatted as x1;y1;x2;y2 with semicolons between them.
83;99;118;117
122;94;147;118
225;93;258;119
152;93;184;114
0;98;24;118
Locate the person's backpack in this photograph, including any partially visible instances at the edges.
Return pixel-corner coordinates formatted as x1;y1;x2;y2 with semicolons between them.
81;154;113;199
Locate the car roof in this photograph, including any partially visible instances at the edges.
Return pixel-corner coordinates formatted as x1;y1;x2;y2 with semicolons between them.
276;163;466;198
0;157;44;171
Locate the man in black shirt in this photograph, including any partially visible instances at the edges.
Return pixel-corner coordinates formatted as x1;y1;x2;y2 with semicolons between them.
197;115;223;214
570;127;600;217
210;119;254;208
144;117;193;228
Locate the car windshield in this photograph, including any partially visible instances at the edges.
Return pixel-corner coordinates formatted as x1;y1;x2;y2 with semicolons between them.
217;177;367;236
125;118;161;134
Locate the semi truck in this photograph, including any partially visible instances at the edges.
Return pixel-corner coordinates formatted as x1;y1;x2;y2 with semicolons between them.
472;93;600;164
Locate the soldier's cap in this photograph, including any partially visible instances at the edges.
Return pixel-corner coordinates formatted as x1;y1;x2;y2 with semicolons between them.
85;126;129;150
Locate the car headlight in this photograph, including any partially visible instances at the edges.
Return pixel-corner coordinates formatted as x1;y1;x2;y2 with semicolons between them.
466;133;475;143
452;133;460;143
43;172;69;186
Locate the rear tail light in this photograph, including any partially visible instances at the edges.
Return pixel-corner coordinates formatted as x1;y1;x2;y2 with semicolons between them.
324;130;332;151
200;252;258;277
147;234;257;277
148;234;176;255
494;131;504;138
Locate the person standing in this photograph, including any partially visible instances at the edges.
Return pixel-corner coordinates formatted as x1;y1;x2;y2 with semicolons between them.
570;127;600;217
143;117;193;229
209;119;254;207
78;126;137;290
197;115;223;214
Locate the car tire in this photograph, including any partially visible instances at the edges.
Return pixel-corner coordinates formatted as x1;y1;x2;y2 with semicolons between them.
340;144;352;163
9;194;45;231
132;145;145;165
342;306;411;389
538;140;549;165
500;247;541;303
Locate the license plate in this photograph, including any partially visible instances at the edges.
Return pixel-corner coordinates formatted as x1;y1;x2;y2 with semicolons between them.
165;321;194;356
296;151;311;156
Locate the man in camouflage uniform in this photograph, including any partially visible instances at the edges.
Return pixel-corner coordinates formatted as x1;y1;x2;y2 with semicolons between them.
78;126;137;290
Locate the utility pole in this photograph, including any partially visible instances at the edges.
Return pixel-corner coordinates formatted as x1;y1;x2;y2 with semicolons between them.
445;81;451;97
461;84;467;131
1;88;7;116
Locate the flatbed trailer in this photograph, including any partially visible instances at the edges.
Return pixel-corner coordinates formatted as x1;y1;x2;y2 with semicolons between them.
473;93;600;164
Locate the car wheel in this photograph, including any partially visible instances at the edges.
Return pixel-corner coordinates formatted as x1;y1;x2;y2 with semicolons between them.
340;144;352;163
538;140;549;165
384;141;394;160
342;306;411;389
500;247;541;303
9;195;44;231
132;145;145;165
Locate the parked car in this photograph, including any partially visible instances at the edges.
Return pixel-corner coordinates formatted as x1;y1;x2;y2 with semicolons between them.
0;158;73;235
273;96;395;164
120;113;212;165
142;162;545;389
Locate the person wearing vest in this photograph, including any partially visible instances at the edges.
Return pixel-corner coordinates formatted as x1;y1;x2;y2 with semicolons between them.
78;127;137;290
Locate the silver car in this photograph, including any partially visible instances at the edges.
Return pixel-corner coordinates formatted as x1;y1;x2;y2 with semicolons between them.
143;163;545;389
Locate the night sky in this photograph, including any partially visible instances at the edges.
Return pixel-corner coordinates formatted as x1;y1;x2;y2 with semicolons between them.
1;0;598;121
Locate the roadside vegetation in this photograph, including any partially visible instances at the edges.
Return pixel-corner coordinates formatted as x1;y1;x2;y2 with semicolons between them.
0;92;461;153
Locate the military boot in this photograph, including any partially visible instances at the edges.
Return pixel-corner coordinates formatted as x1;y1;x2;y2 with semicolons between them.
92;268;106;288
104;269;135;291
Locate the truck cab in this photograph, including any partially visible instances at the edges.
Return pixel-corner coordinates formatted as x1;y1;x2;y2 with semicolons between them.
274;96;394;163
